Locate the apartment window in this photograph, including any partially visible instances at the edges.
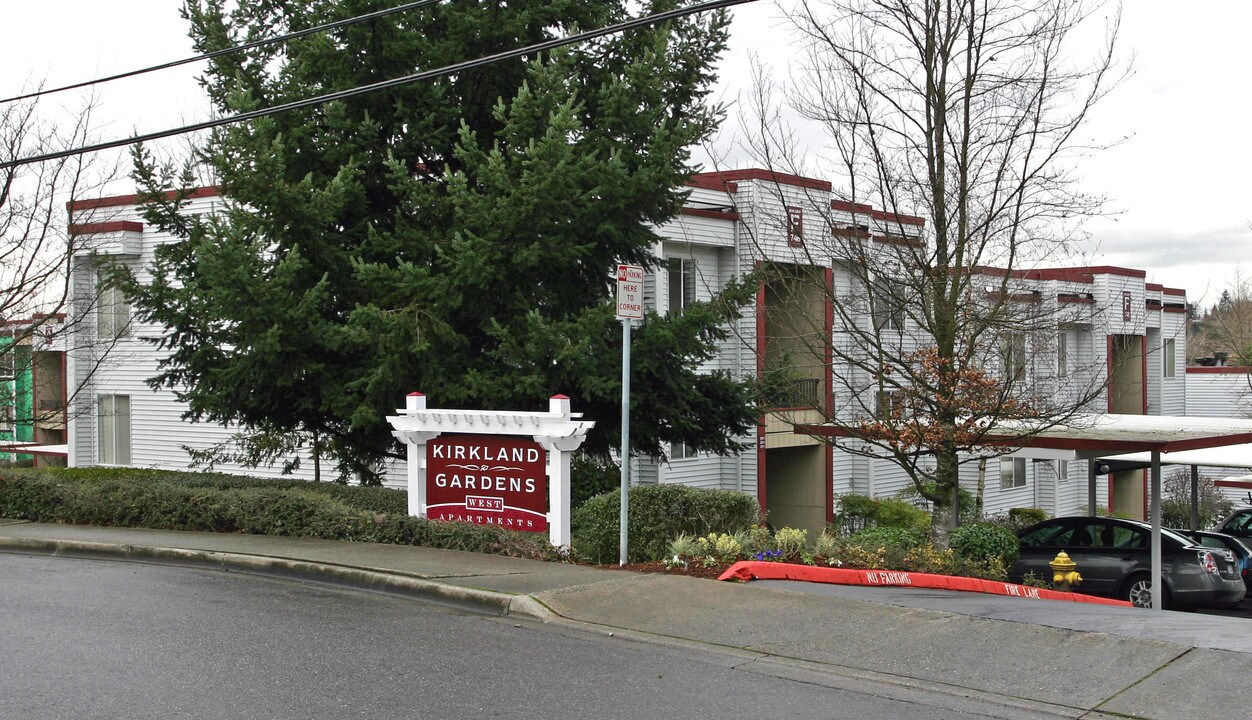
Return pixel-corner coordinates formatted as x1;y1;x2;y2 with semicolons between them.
1057;331;1069;378
97;272;131;339
1056;459;1069;480
667;258;695;315
670;441;698;460
1000;457;1026;489
98;394;131;465
1002;333;1027;382
875;390;904;420
1163;338;1176;378
786;206;804;247
872;287;904;332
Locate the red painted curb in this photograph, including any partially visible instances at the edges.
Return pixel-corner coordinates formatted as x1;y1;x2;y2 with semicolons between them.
718;561;1132;607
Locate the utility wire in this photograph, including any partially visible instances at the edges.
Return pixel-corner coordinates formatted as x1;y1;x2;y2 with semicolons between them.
2;0;754;171
0;0;443;105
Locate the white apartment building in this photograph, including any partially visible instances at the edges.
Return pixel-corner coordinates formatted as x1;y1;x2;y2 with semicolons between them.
651;169;1188;531
66;170;1189;532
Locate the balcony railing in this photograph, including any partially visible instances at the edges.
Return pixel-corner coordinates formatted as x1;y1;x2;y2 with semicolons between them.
771;378;823;409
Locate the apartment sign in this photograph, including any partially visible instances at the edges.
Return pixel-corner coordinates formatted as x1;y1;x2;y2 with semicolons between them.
616;264;644;320
426;434;548;532
1122;290;1132;321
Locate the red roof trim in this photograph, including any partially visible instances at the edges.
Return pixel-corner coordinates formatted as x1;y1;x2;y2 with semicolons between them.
971;265;1152;283
689;169;831;192
681;207;740;222
1162;287;1186;297
69;221;143;236
831;199;874;214
830;199;925;227
1082;265;1148;279
972;266;1096;284
1145;283;1163;292
685;176;736;192
872;209;926;226
68;186;221;212
1186;366;1252;374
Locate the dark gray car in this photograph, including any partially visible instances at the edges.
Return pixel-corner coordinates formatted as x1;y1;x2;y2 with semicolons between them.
1010;516;1246;609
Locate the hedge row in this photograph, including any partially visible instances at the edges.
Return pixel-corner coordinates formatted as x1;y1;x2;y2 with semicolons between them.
0;468;559;560
0;468;762;564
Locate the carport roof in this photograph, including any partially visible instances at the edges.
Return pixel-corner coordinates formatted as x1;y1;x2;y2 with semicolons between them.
798;413;1252;455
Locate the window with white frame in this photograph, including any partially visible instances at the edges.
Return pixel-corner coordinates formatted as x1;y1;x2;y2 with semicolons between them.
97;271;131;339
98;394;131;465
1056;459;1069;481
872;285;904;332
1163;338;1176;378
1000;457;1026;489
670;441;698;460
667;258;695;315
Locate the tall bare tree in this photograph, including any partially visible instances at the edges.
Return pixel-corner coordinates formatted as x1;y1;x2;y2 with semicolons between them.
740;0;1124;540
0;90;119;446
1193;270;1252;366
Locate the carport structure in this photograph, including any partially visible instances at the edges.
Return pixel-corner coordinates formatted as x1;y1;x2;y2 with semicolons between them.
802;414;1252;610
1094;444;1252;523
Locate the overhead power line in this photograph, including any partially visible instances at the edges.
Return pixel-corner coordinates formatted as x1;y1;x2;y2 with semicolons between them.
0;0;443;106
2;0;754;171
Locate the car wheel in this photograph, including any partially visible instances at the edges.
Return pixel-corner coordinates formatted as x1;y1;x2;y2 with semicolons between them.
1121;574;1170;609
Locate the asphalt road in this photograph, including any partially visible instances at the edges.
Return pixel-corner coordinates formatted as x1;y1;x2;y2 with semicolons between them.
1;554;991;720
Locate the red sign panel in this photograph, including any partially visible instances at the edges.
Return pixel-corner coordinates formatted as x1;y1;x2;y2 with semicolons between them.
426;435;548;532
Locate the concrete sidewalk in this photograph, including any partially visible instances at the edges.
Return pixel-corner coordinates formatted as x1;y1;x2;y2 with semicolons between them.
2;519;1248;720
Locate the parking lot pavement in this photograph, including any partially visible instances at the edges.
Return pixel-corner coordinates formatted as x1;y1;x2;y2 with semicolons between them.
756;579;1252;653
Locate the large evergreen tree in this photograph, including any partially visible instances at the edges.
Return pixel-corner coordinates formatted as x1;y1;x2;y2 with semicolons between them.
125;0;757;481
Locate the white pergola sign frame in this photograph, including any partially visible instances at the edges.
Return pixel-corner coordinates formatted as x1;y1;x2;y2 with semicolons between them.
387;393;594;549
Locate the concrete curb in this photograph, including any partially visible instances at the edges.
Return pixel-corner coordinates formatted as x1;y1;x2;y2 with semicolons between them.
0;537;555;622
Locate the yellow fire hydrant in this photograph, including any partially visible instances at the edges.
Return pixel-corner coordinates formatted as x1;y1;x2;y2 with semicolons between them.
1050;551;1082;592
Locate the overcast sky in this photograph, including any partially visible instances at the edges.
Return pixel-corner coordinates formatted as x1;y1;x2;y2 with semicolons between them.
3;1;1248;305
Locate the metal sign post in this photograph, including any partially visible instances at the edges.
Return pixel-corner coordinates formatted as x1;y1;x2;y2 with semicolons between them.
616;264;644;566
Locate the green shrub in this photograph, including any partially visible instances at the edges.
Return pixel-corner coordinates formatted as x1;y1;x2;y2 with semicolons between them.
1162;470;1233;529
695;532;744;563
984;507;1051;533
897;483;978;524
949;522;1019;567
1007;507;1048;525
570;484;760;564
571;454;620;511
848;525;927;551
831;494;929;536
873;498;931;531
773;527;809;558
